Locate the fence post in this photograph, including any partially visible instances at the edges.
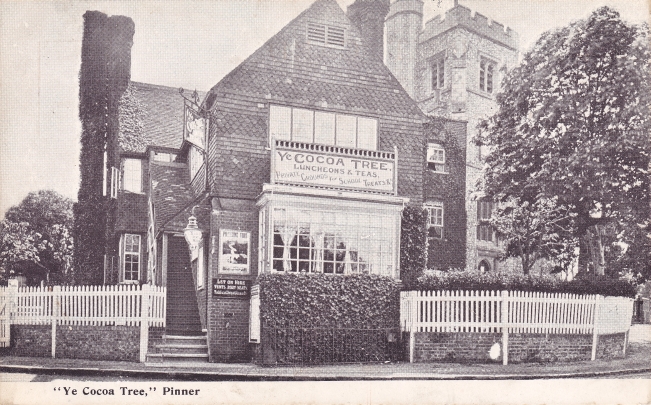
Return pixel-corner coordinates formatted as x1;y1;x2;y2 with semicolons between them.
52;286;61;358
591;294;603;361
409;291;417;363
139;284;151;363
501;290;509;365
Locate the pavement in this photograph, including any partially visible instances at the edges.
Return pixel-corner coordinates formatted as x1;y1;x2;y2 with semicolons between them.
1;325;649;381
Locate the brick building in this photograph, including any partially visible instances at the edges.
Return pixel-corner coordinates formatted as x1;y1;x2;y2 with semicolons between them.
386;0;520;272
92;0;467;362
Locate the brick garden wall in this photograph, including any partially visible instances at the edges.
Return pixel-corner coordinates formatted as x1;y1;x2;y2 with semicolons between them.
595;332;626;360
413;332;500;363
508;333;592;363
410;331;627;363
3;325;51;357
1;325;140;362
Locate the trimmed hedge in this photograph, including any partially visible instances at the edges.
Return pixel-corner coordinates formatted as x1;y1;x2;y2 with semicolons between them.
415;270;637;298
258;273;400;329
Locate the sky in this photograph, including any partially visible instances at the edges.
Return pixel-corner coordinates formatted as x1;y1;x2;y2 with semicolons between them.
0;0;648;216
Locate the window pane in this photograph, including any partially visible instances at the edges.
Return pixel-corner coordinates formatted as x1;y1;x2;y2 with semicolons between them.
269;105;291;141
357;117;377;150
123;159;142;193
292;108;313;142
314;111;335;145
336;114;356;147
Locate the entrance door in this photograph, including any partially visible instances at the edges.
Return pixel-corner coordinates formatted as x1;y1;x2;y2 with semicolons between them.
165;235;202;335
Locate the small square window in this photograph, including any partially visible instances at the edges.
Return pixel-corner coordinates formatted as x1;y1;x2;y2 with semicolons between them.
425;203;444;239
427;143;446;172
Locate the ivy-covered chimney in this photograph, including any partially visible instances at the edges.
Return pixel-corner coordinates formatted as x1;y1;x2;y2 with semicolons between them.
347;0;390;61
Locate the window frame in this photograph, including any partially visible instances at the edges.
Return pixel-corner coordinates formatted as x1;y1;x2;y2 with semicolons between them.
122;233;141;283
479;57;496;94
110;167;120;199
427;143;447;173
430;57;445;91
269;105;378;150
424;202;444;240
477;200;495;242
122;158;143;193
196;242;205;290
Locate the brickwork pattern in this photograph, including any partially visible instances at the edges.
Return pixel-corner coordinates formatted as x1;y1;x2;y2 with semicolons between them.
413;331;501;362
3;325;51;357
207;204;258;362
595;333;626;360
1;325;140;362
508;333;591;363
424;118;467;270
56;325;140;362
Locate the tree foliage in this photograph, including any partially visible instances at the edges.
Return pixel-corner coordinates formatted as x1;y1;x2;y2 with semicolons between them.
478;7;650;279
489;197;577;275
0;190;74;285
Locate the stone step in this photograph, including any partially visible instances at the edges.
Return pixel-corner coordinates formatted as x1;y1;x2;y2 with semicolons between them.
152;344;208;354
146;353;209;363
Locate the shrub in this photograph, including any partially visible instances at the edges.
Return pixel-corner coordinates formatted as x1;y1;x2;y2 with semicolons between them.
258;273;400;329
400;205;428;289
414;270;636;298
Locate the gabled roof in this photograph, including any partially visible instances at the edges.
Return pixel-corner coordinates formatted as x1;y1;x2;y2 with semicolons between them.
119;82;206;153
207;0;424;119
149;162;194;234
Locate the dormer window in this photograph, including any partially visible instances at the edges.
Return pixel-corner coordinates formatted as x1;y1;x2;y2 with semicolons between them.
427;143;446;173
307;23;345;48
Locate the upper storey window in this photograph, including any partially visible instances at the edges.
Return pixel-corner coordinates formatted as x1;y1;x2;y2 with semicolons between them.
430;58;445;90
269;105;377;150
479;58;495;93
189;146;204;180
427;143;446;173
307;23;345;48
123;158;142;193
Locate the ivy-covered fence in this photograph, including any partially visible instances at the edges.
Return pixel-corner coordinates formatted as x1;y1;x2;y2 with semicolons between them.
257;273;402;365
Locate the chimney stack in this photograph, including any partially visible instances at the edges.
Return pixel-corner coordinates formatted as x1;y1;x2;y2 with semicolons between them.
347;0;390;61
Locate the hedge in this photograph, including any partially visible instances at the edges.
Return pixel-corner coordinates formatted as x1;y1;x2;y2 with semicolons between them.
258;273;400;329
414;270;637;298
399;205;428;289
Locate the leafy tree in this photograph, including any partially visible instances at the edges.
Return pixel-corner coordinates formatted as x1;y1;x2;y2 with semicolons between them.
478;7;650;278
489;197;577;275
0;190;74;285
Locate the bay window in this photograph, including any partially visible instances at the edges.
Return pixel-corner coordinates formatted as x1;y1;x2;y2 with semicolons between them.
259;200;399;278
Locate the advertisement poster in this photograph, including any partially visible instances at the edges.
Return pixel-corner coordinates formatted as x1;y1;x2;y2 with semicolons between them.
218;229;250;274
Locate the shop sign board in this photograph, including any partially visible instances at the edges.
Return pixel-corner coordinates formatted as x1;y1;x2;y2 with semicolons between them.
273;147;395;194
212;277;251;299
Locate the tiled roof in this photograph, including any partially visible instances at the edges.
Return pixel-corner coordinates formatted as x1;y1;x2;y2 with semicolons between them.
149;162;194;234
207;0;424;119
120;82;205;152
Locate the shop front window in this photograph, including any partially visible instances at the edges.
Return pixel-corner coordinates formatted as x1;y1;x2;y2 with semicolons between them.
269;208;396;277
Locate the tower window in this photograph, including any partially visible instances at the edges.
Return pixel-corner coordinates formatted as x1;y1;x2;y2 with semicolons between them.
479;58;495;93
431;58;445;90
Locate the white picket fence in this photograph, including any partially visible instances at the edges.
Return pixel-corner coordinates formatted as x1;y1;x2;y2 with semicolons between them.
400;290;634;364
0;284;166;361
